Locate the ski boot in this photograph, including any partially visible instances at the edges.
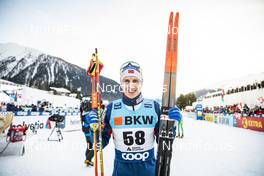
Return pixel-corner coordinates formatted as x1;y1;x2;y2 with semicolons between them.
180;134;184;138
84;159;94;167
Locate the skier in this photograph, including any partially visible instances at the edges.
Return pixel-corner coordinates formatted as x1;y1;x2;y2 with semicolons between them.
176;118;184;138
87;61;182;176
80;99;94;166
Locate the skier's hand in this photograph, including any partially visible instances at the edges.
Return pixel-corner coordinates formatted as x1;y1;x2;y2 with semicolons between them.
88;109;99;130
168;107;182;122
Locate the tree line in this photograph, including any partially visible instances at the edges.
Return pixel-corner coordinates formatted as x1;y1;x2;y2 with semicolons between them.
176;93;196;110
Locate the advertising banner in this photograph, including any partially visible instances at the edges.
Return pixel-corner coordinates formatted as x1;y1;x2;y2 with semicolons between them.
235;116;264;132
218;114;229;125
204;113;215;122
216;114;235;127
184;112;196;119
0;112;81;134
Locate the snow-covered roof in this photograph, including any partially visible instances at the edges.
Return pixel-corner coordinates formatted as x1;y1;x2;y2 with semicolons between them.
0;92;13;102
0;79;22;91
0;79;20;85
211;72;264;91
50;87;71;93
0;79;79;108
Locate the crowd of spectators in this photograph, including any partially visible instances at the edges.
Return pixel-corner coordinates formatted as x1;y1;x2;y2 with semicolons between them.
0;102;52;112
185;103;264;117
0;101;79;113
201;104;264;117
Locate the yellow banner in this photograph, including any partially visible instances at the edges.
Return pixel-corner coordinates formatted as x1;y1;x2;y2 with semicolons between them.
204;113;215;122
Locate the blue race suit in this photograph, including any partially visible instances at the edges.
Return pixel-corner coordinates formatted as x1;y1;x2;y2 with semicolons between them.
102;93;161;176
81;110;95;161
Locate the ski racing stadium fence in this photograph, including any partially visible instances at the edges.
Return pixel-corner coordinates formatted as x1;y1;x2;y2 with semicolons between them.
0;111;81;134
2;110;264;134
184;112;264;132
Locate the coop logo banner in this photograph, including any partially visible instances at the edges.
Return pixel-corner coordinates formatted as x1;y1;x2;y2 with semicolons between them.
13;111;80;116
31;112;40;116
41;112;52;116
15;111;29;116
14;111;52;116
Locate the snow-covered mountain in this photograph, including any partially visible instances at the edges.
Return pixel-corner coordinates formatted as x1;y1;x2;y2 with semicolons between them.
0;43;121;101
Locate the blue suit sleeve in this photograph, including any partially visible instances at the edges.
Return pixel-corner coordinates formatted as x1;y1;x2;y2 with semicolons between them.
154;101;161;143
102;103;113;148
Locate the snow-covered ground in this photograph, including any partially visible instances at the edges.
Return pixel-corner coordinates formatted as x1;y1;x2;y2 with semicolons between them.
1;116;264;176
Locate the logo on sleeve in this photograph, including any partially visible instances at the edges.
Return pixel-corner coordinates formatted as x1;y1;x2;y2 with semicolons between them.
144;103;153;108
114;102;122;109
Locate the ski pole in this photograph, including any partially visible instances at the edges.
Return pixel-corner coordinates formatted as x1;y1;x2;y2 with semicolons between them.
91;72;98;176
94;48;104;176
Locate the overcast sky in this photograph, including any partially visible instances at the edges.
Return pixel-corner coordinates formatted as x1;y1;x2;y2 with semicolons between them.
0;0;263;98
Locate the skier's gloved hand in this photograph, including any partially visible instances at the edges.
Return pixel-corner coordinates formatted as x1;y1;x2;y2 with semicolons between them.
168;107;182;122
88;109;99;130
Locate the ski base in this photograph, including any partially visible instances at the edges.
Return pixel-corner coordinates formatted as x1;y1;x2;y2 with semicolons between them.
155;119;175;176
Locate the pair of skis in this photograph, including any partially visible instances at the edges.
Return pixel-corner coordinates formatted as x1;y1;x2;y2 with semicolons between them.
155;12;179;176
87;48;104;176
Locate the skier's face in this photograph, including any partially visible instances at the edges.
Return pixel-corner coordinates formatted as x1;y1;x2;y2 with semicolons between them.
121;77;142;99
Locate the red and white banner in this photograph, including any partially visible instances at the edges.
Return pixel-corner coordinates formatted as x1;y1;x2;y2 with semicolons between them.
235;116;264;132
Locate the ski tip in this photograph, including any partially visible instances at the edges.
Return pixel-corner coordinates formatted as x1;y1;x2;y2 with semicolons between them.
95;48;98;53
174;11;179;27
169;12;174;20
168;12;174;29
174;12;179;20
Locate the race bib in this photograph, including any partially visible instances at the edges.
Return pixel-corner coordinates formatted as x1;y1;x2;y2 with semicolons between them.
110;99;158;152
112;128;155;152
